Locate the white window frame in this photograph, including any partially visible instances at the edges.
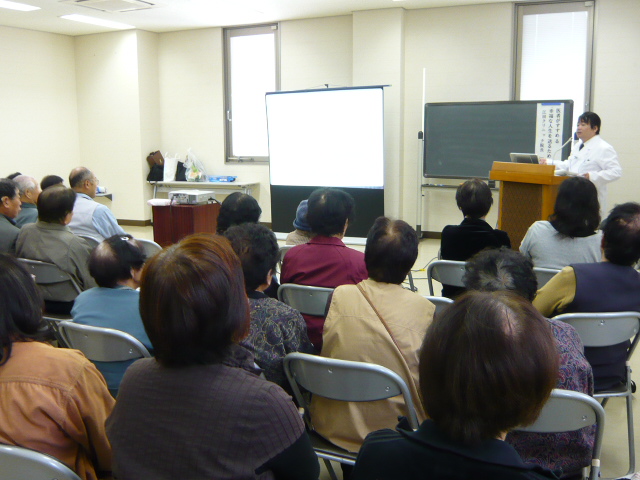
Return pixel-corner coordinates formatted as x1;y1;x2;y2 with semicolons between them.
224;24;280;163
514;1;595;125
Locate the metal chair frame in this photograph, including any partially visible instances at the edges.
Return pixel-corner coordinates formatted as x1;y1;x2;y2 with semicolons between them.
0;444;81;480
277;284;334;317
426;260;466;296
533;267;561;288
18;258;82;303
422;295;454;315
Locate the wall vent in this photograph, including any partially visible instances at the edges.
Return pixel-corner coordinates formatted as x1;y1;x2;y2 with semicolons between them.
60;0;157;13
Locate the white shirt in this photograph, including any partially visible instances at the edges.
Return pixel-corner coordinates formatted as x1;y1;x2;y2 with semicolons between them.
551;135;621;214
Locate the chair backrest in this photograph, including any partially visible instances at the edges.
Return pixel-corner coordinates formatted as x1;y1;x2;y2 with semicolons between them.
76;235;100;249
275;245;294;277
284;352;420;429
422;295;454;314
0;444;81;480
18;258;82;302
43;316;70;348
514;389;605;480
58;321;151;362
553;311;640;351
426;260;466;295
136;238;163;258
533;267;561;288
277;284;334;317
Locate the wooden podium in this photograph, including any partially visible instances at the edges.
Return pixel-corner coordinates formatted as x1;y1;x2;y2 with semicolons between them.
489;162;567;250
152;203;221;247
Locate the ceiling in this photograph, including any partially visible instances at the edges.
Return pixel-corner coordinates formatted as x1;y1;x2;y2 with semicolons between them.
0;0;524;36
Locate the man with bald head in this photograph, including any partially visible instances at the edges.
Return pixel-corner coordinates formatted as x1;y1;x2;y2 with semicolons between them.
68;167;125;242
13;175;41;228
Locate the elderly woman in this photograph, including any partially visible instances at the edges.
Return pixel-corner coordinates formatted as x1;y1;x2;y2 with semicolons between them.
0;254;114;480
351;291;559;480
106;234;319;480
71;234;152;394
216;192;262;234
520;176;602;269
311;217;435;453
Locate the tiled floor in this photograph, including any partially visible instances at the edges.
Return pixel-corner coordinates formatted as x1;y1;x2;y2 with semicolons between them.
126;226;637;479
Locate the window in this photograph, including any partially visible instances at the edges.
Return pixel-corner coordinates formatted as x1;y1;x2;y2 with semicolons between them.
515;1;594;127
224;25;279;163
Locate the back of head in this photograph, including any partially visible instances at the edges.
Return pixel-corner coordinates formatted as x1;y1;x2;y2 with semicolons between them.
0;178;19;202
216;192;262;234
224;223;279;293
365;217;418;284
13;175;39;198
455;179;493;219
0;254;46;365
463;247;538;302
69;167;93;190
89;235;146;288
419;291;558;445
549;176;600;238
601;202;640;266
37;185;76;224
41;175;64;191
140;233;249;367
578;111;601;134
307;188;355;236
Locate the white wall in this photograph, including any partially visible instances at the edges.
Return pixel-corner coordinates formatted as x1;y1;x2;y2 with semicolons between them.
0;26;80;182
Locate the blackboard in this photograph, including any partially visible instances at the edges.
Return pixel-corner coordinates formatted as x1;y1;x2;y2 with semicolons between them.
423;100;574;179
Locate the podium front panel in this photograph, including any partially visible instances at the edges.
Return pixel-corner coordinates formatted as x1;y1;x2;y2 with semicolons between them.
500;183;542;250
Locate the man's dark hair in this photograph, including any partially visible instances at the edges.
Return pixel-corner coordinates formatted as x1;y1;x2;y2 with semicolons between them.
0;254;46;365
0;178;19;201
601;202;640;266
578;111;601;135
365;217;418;284
419;291;558;445
549;176;600;238
69;168;93;189
224;223;279;293
41;175;64;190
455;179;493;219
463;247;538;302
37;185;76;224
140;234;249;367
6;172;21;180
306;188;355;236
216;192;262;234
89;235;146;288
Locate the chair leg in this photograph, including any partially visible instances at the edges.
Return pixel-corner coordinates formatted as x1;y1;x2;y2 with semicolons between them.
626;393;635;475
323;458;339;480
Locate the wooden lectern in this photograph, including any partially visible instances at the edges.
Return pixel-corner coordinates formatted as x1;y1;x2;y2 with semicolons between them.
489;162;567;250
152;203;221;247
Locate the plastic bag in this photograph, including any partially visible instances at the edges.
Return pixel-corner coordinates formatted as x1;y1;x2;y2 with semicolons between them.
163;153;180;182
184;148;207;182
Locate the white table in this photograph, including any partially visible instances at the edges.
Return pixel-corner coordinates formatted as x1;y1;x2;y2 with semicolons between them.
149;181;258;199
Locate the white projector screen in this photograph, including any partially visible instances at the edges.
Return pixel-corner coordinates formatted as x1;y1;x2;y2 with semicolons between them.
266;87;385;188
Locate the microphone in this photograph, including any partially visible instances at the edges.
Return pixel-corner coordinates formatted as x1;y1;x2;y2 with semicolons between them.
551;134;575;160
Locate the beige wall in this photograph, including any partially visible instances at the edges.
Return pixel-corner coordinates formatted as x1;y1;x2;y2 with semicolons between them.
1;0;638;229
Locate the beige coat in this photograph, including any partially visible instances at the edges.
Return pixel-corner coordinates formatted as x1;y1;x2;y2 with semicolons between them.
311;279;434;452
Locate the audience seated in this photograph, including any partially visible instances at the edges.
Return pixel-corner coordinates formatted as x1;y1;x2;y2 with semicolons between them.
351;291;559;480
216;191;262;234
224;223;314;389
16;185;96;313
106;234;319;480
71;234;152;394
0;178;21;254
68;167;125;242
41;174;64;190
312;217;435;453
534;202;640;392
285;199;315;245
520;176;602;269
13;175;41;228
0;254;114;480
464;247;594;478
281;187;368;351
440;178;510;297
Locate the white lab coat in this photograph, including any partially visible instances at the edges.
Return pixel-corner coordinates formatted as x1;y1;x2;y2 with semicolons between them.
551;135;621;214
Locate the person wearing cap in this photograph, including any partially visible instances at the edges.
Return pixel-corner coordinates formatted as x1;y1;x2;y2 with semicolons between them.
285;199;315;246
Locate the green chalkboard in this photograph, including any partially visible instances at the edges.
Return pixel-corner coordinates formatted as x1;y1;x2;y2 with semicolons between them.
423;100;574;179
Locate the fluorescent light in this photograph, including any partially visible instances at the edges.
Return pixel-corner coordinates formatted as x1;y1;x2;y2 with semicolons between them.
0;0;40;11
60;14;134;30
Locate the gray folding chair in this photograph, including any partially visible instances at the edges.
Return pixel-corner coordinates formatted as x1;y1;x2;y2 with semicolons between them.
514;389;605;480
18;259;82;303
136;238;162;258
426;260;466;296
554;311;640;476
422;295;454;315
533;267;561;288
274;245;294;280
277;284;334;317
43;316;70;348
76;234;100;249
284;352;419;480
0;444;81;480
